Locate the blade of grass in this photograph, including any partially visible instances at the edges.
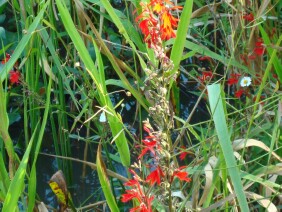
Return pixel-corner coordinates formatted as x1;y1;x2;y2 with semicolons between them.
96;144;119;211
207;83;249;211
170;0;193;75
0;152;10;201
2;122;39;212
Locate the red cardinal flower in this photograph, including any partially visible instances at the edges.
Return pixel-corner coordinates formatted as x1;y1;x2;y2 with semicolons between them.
243;13;254;21
198;71;213;82
9;70;21;85
146;166;164;185
138;125;161;159
254;38;265;56
171;167;191;183
235;89;244;98
136;0;181;47
179;146;188;161
122;169;154;212
227;73;241;85
227;78;238;85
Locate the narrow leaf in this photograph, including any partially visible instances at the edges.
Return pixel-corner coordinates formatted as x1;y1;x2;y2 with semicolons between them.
207;83;249;211
96;144;119;211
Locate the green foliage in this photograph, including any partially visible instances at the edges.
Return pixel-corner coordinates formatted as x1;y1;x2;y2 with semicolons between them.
0;0;281;211
207;83;249;211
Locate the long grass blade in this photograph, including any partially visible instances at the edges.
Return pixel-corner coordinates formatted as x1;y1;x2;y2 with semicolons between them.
2;122;39;212
96;144;119;211
207;83;249;211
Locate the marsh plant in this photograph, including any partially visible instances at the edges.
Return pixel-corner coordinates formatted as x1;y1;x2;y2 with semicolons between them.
0;0;281;211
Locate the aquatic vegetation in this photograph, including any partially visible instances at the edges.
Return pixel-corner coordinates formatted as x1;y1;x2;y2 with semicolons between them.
0;0;281;211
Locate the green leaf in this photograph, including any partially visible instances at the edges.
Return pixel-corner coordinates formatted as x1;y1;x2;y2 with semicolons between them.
170;0;193;74
96;144;119;211
2;122;39;212
207;83;249;211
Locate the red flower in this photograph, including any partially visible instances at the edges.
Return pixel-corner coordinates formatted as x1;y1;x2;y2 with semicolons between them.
121;191;140;203
129;196;154;212
199;56;212;62
138;125;161;159
1;53;11;64
179;146;188;161
138;140;157;159
9;70;21;84
235;89;244;98
179;151;188;161
146;166;164;185
171;167;191;183
136;0;181;47
160;10;178;40
254;38;265;56
227;78;238;86
122;169;154;212
198;71;213;82
243;13;254;21
227;73;241;86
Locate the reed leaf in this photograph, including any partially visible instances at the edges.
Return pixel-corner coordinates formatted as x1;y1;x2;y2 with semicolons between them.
207;83;249;211
96;144;119;211
2;122;39;212
170;0;193;75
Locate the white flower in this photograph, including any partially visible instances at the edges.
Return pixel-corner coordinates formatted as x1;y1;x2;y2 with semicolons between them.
240;76;252;87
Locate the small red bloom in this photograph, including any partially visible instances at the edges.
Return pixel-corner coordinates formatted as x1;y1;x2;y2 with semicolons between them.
179;146;188;161
227;78;238;86
138;125;161;159
138;140;157;159
235;89;244;98
198;71;213;82
227;73;241;85
254;38;265;56
121;191;140;203
122;169;154;212
199;56;212;62
254;46;265;56
171;166;191;183
243;13;254;21
146;166;164;186
9;70;21;85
